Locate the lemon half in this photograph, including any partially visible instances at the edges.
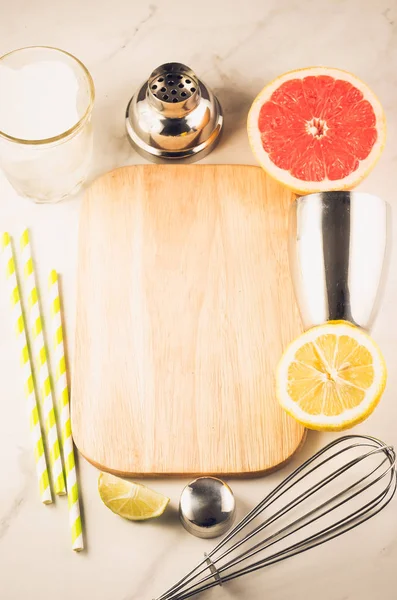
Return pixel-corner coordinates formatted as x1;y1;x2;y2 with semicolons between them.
276;322;387;431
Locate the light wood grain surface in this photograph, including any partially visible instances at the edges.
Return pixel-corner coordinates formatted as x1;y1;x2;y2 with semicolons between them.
72;165;305;475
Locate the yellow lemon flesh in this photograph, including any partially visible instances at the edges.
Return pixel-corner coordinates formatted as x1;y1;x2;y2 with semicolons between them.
98;473;170;520
276;322;387;431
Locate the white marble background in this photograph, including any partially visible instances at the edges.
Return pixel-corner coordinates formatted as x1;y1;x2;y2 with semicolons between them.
0;1;397;599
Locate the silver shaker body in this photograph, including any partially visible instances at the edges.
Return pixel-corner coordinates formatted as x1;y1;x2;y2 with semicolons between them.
289;191;390;331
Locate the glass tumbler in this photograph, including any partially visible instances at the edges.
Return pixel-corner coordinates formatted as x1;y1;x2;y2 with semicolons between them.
0;46;95;203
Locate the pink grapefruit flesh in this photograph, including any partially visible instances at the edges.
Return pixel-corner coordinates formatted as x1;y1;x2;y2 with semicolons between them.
247;67;386;194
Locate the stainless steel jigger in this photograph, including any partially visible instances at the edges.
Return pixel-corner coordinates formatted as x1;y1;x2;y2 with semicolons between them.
125;62;223;163
289;191;390;331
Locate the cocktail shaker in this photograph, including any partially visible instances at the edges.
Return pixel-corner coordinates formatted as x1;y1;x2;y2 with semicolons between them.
289;191;390;331
125;62;223;163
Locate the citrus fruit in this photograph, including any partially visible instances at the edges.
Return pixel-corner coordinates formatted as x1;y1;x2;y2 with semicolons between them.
276;321;387;431
247;67;386;194
98;473;170;520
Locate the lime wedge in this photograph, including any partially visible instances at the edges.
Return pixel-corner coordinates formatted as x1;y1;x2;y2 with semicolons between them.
98;473;170;520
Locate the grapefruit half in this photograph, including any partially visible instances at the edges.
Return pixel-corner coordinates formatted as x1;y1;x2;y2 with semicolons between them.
247;67;386;194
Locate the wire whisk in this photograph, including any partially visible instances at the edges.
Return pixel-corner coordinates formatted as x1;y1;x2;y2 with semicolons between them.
154;435;396;600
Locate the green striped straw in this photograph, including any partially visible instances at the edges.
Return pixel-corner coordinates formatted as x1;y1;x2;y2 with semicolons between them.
20;229;66;496
1;233;52;503
49;270;84;551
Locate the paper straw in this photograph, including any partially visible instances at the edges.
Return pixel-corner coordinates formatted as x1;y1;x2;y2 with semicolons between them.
1;233;52;504
20;229;66;496
49;270;84;551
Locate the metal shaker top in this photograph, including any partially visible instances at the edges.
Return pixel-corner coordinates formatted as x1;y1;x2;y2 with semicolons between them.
179;477;235;539
125;62;223;163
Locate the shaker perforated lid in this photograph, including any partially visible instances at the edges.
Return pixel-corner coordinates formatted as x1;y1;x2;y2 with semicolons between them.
126;62;223;163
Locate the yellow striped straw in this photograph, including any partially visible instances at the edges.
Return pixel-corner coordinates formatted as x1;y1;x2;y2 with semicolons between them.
1;233;52;504
49;270;84;551
20;229;66;496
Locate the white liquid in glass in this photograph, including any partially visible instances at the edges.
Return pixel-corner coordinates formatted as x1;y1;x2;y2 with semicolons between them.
0;48;94;203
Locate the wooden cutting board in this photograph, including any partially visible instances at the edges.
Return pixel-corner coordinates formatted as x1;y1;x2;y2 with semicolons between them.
72;165;305;476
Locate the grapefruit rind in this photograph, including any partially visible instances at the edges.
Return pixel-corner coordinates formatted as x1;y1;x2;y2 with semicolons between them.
247;67;386;194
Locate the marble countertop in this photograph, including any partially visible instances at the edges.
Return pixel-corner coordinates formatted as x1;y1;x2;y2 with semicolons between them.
1;1;397;598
